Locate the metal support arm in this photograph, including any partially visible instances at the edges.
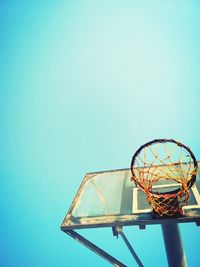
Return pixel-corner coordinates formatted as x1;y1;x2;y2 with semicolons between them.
113;226;144;267
64;229;127;267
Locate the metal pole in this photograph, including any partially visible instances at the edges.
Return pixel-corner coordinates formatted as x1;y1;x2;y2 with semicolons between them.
161;224;187;267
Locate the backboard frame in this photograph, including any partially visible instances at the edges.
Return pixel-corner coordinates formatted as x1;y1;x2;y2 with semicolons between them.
61;162;200;231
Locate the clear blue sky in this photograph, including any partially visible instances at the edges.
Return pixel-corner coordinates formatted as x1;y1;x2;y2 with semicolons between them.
0;1;200;266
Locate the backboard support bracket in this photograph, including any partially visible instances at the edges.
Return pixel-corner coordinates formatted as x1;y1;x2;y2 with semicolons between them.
196;221;200;226
112;226;120;238
139;225;146;230
64;229;127;267
64;228;144;267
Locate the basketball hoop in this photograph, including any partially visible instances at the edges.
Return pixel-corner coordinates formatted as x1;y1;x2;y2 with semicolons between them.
131;139;198;216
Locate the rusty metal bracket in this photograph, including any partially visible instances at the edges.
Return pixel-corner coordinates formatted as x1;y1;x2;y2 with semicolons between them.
139;224;146;230
64;229;127;267
112;226;120;238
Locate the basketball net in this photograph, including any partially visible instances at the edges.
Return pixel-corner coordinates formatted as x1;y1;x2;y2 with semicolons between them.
131;139;197;217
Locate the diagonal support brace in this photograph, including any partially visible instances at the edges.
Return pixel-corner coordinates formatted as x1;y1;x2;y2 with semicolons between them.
64;229;127;267
113;226;144;267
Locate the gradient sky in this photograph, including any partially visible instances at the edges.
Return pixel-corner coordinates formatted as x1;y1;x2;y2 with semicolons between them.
0;1;200;267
